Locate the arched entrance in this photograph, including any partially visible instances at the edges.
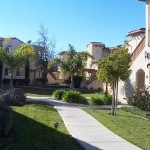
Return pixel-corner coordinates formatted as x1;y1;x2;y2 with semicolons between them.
136;69;145;89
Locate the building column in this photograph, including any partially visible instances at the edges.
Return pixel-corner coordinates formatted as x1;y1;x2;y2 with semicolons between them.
146;0;150;47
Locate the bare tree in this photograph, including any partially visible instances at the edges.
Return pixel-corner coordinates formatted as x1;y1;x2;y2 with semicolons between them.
35;24;56;78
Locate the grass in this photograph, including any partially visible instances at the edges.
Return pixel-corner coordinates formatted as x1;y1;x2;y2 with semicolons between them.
84;108;150;150
25;93;51;97
81;92;102;98
9;103;83;150
120;106;150;118
21;86;53;97
20;85;101;98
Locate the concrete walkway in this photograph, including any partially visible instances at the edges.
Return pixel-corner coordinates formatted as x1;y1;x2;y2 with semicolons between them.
27;97;142;150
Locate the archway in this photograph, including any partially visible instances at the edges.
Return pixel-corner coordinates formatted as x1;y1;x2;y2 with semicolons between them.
136;69;145;89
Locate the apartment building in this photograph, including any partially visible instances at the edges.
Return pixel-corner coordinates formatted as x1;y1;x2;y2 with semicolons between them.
118;0;150;102
47;42;110;89
0;37;42;86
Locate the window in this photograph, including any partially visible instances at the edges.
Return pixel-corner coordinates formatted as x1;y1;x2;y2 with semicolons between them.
5;68;10;76
5;45;12;53
17;68;23;76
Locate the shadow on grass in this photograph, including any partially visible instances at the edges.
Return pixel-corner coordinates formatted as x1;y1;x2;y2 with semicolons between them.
18;86;101;96
9;103;101;150
8;110;83;150
115;113;147;120
23;87;53;95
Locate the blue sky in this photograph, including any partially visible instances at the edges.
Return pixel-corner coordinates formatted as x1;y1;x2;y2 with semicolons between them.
0;0;146;53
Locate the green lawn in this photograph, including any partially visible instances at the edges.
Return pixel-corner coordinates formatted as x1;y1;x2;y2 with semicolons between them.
84;108;150;150
9;103;83;150
81;92;102;98
25;93;51;97
21;86;101;98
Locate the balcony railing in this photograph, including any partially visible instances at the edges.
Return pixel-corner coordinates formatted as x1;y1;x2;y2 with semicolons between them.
131;35;145;62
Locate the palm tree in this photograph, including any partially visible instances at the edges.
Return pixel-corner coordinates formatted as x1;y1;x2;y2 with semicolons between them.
1;43;35;88
48;44;93;89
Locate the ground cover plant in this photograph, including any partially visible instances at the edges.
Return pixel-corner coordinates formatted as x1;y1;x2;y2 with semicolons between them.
84;108;150;150
9;103;83;150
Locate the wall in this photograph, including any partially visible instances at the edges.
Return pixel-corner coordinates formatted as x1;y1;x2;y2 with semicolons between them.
87;43;103;70
2;38;25;80
87;79;103;90
118;46;150;103
128;33;145;54
47;73;64;84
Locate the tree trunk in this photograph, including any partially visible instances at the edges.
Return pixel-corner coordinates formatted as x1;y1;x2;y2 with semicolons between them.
105;82;108;96
10;69;13;88
70;75;74;89
114;79;119;115
111;82;116;116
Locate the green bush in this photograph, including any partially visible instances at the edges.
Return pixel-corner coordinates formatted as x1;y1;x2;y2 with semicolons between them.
126;86;150;111
89;94;112;105
103;94;112;105
0;103;12;136
52;90;65;100
89;96;104;105
63;90;87;104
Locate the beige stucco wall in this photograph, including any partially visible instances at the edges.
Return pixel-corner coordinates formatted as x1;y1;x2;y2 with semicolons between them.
128;33;145;54
2;38;25;80
47;73;64;84
87;42;109;70
118;45;150;103
87;43;103;70
87;79;103;90
3;38;23;53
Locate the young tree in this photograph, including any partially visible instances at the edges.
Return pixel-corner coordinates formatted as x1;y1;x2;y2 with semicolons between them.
48;44;92;89
1;43;35;88
35;24;56;78
96;45;131;116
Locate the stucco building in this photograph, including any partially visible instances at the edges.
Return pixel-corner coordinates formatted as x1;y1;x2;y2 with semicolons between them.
47;42;110;89
0;37;42;86
118;0;150;103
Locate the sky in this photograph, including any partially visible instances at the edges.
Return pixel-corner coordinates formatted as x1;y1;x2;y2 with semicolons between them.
0;0;146;53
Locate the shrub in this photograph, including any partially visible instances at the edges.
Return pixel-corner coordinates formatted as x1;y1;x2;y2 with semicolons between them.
126;86;150;111
52;90;65;100
89;96;104;105
89;94;112;105
103;94;112;105
0;103;12;136
63;90;87;104
1;88;26;106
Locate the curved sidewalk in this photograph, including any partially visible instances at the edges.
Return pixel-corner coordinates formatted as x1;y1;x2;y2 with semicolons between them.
27;97;142;150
